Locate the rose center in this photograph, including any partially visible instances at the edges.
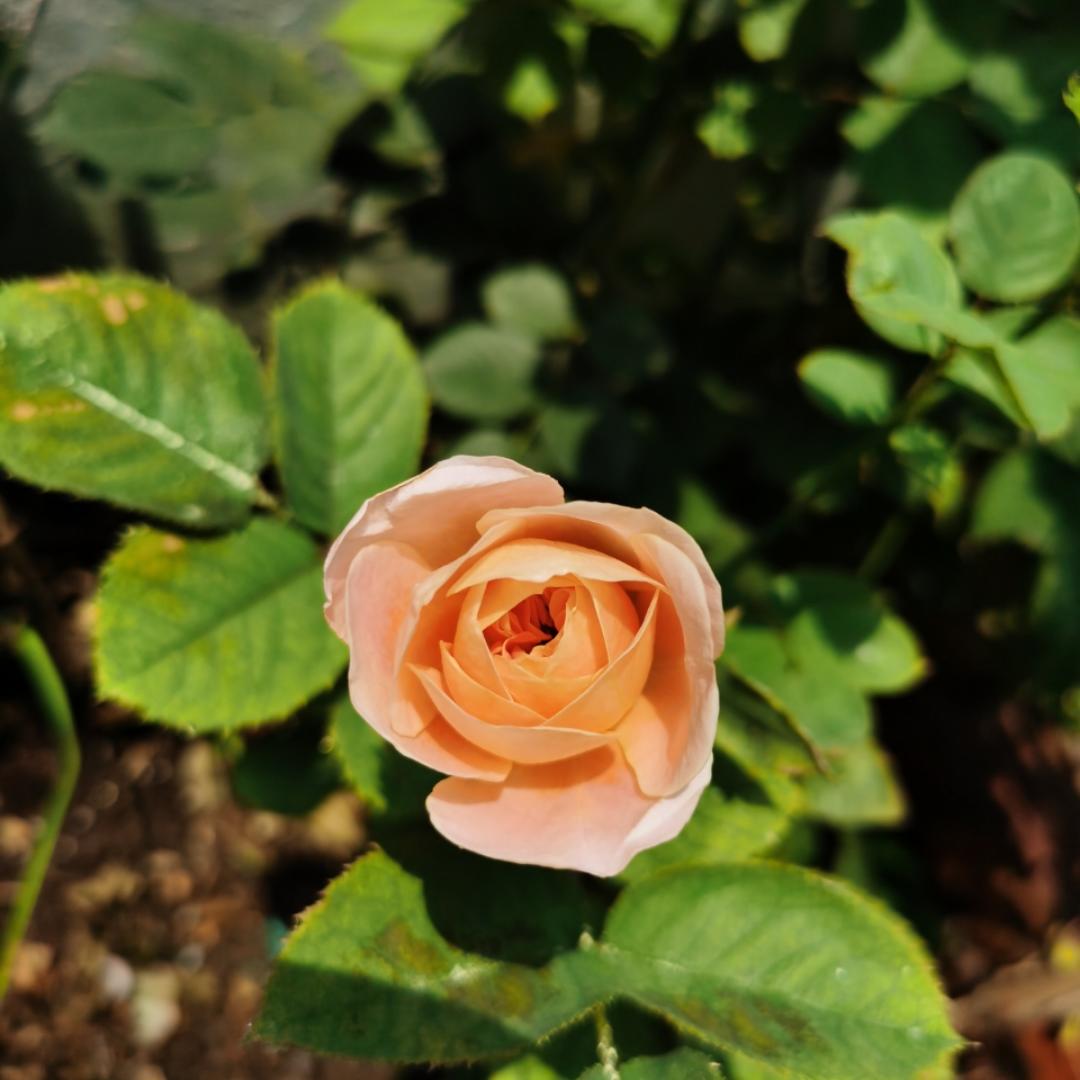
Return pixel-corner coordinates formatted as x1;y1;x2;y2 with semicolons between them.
484;587;570;657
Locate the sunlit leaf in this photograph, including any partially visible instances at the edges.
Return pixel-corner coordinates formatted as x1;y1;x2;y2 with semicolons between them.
0;273;268;528
96;520;346;732
272;281;428;535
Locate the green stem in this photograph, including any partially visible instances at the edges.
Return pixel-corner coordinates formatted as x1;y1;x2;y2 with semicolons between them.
0;625;80;1001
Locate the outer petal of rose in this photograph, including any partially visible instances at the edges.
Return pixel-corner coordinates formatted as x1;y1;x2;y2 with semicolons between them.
477;503;724;657
545;589;659;733
617;533;719;797
325;456;564;638
450;539;659;594
342;544;510;781
413;664;614;764
426;747;713;876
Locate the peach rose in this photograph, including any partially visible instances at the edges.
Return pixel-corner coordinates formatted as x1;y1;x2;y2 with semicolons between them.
323;456;724;876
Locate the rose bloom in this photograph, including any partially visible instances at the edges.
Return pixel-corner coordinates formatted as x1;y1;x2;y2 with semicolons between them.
324;456;724;876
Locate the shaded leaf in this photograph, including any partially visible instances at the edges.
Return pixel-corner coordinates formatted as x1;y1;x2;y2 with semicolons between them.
482;265;578;342
425;324;542;422
569;0;685;50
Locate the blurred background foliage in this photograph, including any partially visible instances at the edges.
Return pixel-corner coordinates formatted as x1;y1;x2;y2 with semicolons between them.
1;0;1080;1075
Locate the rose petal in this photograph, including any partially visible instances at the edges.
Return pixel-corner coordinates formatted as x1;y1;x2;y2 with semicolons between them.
325;456;563;638
426;747;713;876
450;538;659;594
439;642;542;727
491;658;595;717
341;543;509;781
545;589;659;733
477;502;724;657
413;664;614;764
452;585;510;696
617;534;719;796
580;578;640;661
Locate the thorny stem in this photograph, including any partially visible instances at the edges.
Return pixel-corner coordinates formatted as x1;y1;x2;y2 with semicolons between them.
0;625;80;1001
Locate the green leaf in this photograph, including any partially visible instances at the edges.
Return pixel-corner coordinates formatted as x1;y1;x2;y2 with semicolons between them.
886;423;958;511
482;265;578;342
1066;74;1080;125
737;0;809;62
602;864;959;1079
842;98;982;224
0;273;268;528
425;324;542;422
271;281;428;535
798;350;898;427
255;850;603;1062
569;0;685;50
37;71;215;180
326;0;468;94
619;785;788;884
855;0;994;97
824;211;962;355
724;625;871;751
328;694;437;821
696;81;756;160
578;1048;718;1079
799;739;906;827
95;520;346;733
773;572;926;696
495;1056;566;1080
258;854;957;1077
948;153;1080;303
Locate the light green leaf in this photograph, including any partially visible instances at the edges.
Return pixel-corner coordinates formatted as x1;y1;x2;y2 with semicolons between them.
95;520;346;732
482;265;578;342
1066;74;1080;125
271;281;428;535
887;423;958;510
724;625;871;751
504;56;562;123
326;0;468;94
495;1056;565;1080
800;739;906;827
696;81;756;160
602;864;959;1079
773;571;926;696
738;0;809;62
0;273;268;528
579;1048;718;1079
798;350;898;427
425;323;542;422
619;786;788;883
855;0;993;97
255;849;604;1062
949;153;1080;303
824;211;962;355
328;694;436;821
569;0;685;49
